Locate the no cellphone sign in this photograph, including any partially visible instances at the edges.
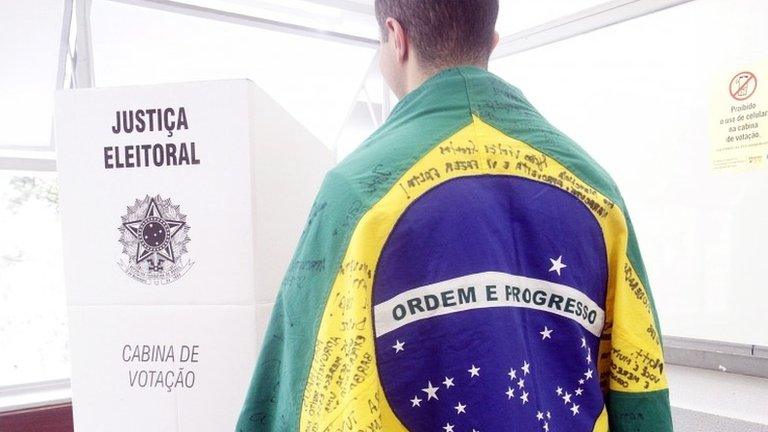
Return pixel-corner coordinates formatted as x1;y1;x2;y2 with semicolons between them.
711;62;768;172
730;71;757;101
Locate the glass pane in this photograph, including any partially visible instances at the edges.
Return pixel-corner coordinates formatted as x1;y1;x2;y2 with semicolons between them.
336;101;378;161
336;65;386;160
491;0;768;345
497;0;609;36
173;0;378;40
0;171;68;386
0;1;66;148
91;0;378;148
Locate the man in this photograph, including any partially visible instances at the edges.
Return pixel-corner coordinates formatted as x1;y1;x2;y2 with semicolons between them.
236;1;673;431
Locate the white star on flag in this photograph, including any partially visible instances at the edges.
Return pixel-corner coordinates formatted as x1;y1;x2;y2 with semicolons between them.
507;368;517;380
443;377;455;389
549;255;567;275
392;307;597;429
454;402;467;414
422;381;439;401
468;364;481;377
506;386;515;399
570;404;581;416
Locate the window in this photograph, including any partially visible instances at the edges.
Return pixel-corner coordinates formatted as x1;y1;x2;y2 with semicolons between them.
0;0;67;150
0;171;68;386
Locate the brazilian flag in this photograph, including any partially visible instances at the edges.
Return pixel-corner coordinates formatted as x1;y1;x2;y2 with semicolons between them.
236;66;673;432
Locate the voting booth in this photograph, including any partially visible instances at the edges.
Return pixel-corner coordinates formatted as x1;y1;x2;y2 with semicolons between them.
53;79;333;431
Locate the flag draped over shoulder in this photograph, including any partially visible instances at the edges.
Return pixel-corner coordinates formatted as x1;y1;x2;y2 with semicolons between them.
236;66;673;432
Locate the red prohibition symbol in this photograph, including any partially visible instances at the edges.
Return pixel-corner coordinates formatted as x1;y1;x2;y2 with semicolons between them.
730;71;757;101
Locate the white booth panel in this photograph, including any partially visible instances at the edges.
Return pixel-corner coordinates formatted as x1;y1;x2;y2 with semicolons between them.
55;79;332;431
66;303;273;432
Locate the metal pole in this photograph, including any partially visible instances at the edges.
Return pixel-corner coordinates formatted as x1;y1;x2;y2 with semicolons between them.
73;0;95;88
361;87;379;128
56;0;75;90
381;82;392;122
300;0;374;16
332;50;380;160
492;0;697;59
106;0;379;49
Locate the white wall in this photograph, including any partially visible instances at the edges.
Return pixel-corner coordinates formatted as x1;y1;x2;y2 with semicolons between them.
491;0;768;346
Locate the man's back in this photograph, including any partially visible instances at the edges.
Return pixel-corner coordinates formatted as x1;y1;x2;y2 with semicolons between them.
236;66;672;432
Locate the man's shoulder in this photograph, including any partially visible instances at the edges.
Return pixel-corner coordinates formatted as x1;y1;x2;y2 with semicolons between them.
468;72;625;209
323;68;626;216
328;112;475;201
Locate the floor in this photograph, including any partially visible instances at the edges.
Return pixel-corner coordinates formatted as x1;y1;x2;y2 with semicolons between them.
673;407;768;432
667;364;768;431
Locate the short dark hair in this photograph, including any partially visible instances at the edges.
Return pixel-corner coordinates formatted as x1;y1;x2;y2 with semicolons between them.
375;0;499;69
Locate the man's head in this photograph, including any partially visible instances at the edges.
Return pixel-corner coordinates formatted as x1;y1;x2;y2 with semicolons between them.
375;0;500;98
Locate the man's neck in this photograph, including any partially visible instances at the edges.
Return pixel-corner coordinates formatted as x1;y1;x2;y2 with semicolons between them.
403;62;489;97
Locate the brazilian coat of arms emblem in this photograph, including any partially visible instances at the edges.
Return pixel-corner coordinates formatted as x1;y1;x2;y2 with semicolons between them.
118;195;193;284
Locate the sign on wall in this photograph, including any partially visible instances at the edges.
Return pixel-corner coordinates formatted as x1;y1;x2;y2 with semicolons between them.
54;79;333;431
710;60;768;172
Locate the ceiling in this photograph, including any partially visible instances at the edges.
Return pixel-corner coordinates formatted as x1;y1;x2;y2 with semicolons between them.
169;0;614;40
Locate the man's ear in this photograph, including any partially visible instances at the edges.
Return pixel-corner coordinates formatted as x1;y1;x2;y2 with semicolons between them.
386;17;408;64
492;30;500;51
